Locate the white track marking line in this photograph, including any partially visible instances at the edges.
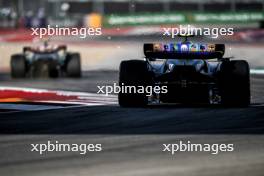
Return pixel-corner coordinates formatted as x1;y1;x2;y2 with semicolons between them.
0;103;65;111
37;101;115;106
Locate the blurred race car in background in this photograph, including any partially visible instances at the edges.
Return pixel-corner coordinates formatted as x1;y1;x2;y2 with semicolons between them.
119;37;250;107
10;40;81;78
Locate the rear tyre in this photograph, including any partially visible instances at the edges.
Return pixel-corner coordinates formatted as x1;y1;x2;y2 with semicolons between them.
219;60;250;106
118;60;151;107
65;53;81;77
11;54;26;78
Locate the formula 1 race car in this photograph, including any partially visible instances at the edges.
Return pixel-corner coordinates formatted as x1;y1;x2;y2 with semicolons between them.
10;40;81;78
118;37;250;107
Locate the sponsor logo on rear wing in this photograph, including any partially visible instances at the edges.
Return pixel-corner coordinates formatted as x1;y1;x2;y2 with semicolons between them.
144;43;225;59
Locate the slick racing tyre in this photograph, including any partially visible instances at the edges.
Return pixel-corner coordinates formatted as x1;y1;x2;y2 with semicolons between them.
65;53;81;77
11;54;26;78
118;60;151;107
219;60;250;106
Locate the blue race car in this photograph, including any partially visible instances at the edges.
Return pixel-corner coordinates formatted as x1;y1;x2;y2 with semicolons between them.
118;38;250;107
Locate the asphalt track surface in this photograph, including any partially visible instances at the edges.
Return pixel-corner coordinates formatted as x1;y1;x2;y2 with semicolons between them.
0;71;263;133
0;71;264;176
0;41;264;175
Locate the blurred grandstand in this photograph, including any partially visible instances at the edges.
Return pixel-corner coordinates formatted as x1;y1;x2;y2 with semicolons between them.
0;0;263;42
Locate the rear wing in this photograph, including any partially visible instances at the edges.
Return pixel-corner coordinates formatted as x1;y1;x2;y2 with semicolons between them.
144;43;225;59
23;45;67;53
